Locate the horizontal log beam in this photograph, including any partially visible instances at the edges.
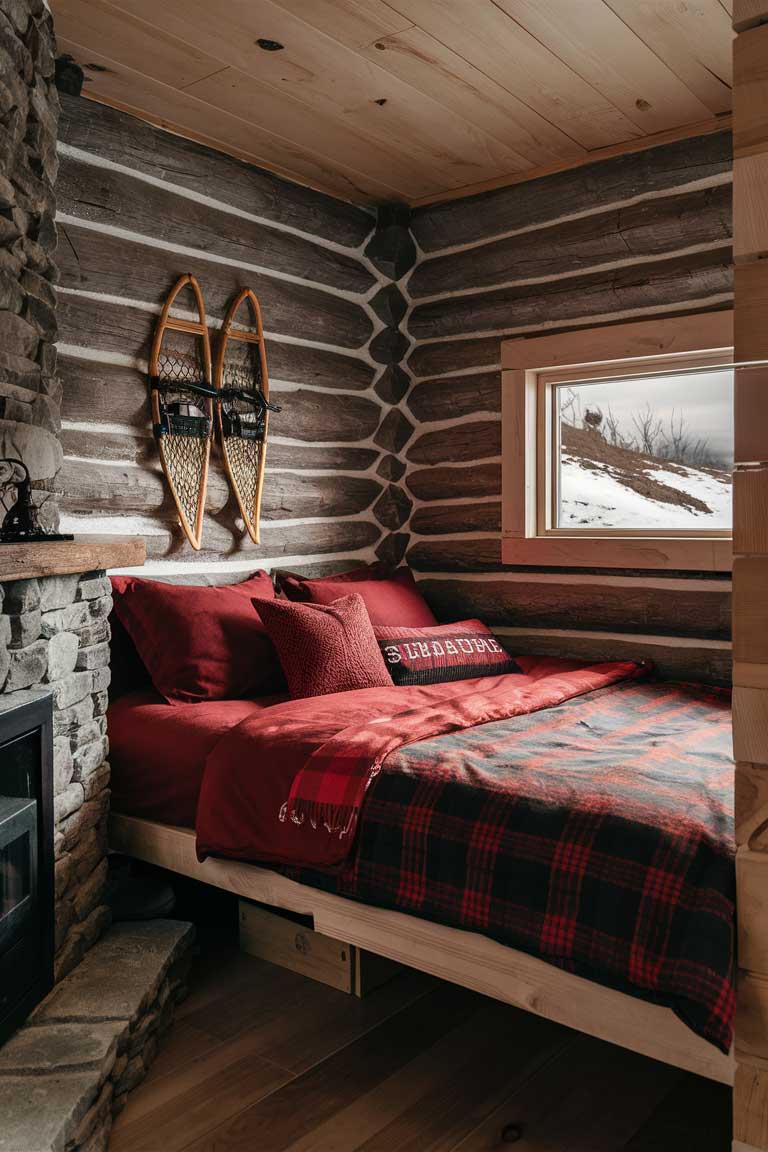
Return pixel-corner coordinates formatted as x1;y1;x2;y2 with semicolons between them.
410;131;732;252
406;420;501;466
66;515;381;564
409;184;732;299
61;426;379;473
407;372;501;423
58;93;374;249
59;459;382;520
57;303;376;392
408;336;502;380
417;576;731;639
57;222;374;350
494;627;731;685
411;502;501;536
406;462;501;502
409;247;733;341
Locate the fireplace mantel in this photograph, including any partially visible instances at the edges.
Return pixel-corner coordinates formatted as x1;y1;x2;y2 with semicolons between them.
0;536;145;583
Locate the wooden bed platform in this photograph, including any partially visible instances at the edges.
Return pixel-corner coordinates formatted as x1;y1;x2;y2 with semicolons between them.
110;812;734;1088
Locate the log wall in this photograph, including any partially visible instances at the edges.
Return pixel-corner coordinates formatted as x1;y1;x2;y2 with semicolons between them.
55;94;403;575
402;130;735;683
731;3;768;1148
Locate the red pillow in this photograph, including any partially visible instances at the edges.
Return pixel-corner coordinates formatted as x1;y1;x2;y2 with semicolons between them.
373;620;521;686
254;594;392;700
111;573;282;704
282;567;436;627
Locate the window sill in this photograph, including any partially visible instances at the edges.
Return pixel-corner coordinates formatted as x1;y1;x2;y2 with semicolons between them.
501;535;732;572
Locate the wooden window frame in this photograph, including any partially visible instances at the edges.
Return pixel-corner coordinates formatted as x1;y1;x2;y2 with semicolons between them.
501;311;735;571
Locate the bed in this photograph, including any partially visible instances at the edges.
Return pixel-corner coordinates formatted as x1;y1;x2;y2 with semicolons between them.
108;655;735;1085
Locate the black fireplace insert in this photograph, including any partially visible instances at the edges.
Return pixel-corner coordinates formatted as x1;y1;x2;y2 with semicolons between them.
0;692;54;1044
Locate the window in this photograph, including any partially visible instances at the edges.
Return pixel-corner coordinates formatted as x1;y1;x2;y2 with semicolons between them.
501;312;734;571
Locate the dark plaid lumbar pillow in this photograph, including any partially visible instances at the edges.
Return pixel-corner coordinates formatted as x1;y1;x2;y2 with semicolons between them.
373;620;521;686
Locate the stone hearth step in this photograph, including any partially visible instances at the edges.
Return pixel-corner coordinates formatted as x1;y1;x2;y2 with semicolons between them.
0;919;194;1152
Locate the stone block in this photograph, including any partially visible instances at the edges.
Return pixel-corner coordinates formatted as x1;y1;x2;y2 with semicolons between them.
53;693;94;736
72;736;108;783
73;619;110;647
39;572;78;611
59;791;108;853
76;573;110;601
45;629;78;680
5;637;47;690
36;921;196;1028
41;600;91;636
74;857;108;922
0;416;61;480
3;576;40;612
91;664;111;694
81;762;110;802
72;716;106;752
54;905;111;983
91;689;109;717
0;1020;123;1079
7;607;40;647
53;734;73;793
55;853;73;901
0;1071;102;1152
75;642;110;671
54;780;83;825
51;669;93;710
67;1081;113;1152
69;825;106;884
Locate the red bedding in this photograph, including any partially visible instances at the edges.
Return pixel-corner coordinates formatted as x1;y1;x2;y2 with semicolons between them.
196;656;644;868
108;657;734;1049
108;689;286;826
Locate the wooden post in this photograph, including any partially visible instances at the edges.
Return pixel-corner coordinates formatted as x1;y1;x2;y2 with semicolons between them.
733;6;768;1148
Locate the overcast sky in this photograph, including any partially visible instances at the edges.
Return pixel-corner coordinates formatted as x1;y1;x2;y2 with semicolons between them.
558;368;734;463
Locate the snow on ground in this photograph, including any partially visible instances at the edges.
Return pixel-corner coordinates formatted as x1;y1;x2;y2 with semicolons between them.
559;454;732;530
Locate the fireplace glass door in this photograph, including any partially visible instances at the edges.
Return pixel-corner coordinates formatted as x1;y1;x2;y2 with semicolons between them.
0;696;53;1044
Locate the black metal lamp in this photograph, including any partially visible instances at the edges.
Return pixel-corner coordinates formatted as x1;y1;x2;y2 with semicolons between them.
0;458;73;544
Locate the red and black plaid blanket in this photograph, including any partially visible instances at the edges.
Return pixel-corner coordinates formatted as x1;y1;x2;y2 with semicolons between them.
197;664;734;1050
292;678;735;1051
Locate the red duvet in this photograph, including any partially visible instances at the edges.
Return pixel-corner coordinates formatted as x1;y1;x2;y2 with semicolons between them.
196;656;645;869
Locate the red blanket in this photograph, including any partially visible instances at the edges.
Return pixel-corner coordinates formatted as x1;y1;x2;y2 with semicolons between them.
196;656;644;869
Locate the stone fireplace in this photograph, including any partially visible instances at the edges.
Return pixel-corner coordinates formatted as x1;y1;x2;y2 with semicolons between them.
0;542;195;1152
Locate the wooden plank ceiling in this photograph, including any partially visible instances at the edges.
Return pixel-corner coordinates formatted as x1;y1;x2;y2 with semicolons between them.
51;0;734;206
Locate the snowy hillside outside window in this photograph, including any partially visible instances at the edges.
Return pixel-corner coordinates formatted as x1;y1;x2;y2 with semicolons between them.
500;312;734;571
554;368;733;532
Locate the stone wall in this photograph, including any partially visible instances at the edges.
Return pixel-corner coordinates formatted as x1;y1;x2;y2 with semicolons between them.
0;569;113;979
0;0;61;524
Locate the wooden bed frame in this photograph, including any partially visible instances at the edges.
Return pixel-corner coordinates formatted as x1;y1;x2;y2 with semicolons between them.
110;811;733;1087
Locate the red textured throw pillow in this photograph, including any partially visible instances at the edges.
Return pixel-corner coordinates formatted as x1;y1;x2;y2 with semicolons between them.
253;594;392;700
373;620;521;686
281;567;436;627
111;573;282;704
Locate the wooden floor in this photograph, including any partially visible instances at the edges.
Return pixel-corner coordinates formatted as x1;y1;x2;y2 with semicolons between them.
110;946;732;1152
